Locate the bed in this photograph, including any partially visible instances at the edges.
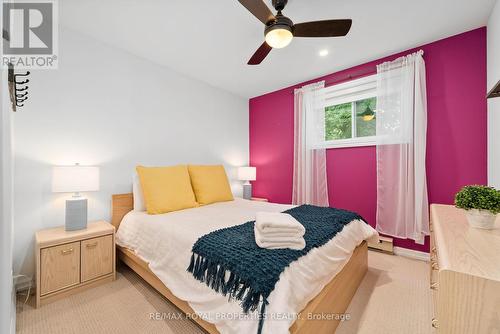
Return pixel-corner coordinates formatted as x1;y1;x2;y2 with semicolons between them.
111;193;378;334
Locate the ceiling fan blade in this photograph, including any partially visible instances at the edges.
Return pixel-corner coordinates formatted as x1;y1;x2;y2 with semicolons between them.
237;0;275;25
248;42;272;65
293;19;352;37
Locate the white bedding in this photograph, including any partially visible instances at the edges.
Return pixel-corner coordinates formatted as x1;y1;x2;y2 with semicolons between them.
116;198;378;334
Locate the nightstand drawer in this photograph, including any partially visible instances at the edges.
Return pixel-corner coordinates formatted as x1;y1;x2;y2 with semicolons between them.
40;241;81;296
81;235;113;282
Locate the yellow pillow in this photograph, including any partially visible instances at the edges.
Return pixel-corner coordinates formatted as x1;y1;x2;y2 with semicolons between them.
188;165;234;205
136;165;198;214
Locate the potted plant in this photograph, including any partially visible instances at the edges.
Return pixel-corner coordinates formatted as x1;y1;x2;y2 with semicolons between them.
455;185;500;229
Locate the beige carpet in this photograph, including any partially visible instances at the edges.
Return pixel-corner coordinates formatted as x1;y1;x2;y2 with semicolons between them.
17;251;432;334
336;251;433;334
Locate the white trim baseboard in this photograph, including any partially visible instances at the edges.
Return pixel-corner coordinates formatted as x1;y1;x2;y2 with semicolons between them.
393;246;430;262
11;282;16;334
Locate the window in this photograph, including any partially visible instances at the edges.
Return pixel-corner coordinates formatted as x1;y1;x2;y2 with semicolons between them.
321;75;378;148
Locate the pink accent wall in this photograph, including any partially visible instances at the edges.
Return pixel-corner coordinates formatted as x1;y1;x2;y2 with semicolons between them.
249;28;488;252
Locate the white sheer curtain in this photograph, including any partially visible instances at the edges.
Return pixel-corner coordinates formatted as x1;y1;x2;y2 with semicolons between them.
376;50;429;244
292;81;329;206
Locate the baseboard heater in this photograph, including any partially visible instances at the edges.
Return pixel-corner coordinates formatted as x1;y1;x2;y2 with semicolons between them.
368;236;394;254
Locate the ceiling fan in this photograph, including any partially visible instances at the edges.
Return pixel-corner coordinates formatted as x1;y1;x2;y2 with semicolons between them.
239;0;352;65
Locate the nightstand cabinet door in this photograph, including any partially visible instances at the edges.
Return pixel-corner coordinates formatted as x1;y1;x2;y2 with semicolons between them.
40;241;81;295
81;235;113;282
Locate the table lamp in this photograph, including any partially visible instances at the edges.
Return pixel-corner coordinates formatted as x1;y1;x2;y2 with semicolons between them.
52;164;100;231
238;166;256;200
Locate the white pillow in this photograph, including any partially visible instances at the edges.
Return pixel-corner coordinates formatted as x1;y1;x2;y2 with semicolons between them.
133;173;146;211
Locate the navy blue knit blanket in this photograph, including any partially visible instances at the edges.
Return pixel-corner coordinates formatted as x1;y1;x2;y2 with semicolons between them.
187;205;364;334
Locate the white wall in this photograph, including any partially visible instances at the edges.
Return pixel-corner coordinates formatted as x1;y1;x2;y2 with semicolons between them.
1;54;15;332
13;28;249;278
488;0;500;188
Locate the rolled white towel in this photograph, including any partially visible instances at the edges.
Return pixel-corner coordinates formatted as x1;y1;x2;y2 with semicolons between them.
254;224;306;250
255;212;305;238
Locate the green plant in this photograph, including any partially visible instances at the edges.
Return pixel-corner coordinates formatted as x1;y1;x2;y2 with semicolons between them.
454;185;500;214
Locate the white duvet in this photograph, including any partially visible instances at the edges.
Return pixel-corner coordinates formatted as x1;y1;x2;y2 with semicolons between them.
116;198;378;334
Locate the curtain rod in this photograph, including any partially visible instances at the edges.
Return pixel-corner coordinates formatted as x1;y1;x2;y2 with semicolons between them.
291;67;376;94
292;49;425;94
324;67;377;87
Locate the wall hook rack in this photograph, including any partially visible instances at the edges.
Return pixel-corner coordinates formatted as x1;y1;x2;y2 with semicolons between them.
8;63;30;111
487;80;500;99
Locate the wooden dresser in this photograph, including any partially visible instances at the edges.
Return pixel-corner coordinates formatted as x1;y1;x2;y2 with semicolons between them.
35;221;116;307
430;204;500;333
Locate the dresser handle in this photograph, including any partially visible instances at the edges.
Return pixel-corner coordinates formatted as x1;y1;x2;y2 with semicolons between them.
432;318;439;329
430;282;438;290
61;248;74;255
86;242;98;248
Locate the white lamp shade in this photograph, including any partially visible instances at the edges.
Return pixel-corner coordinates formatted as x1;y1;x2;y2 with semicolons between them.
238;167;256;181
52;166;100;193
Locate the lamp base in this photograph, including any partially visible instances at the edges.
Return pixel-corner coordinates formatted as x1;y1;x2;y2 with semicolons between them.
243;184;252;200
65;197;88;231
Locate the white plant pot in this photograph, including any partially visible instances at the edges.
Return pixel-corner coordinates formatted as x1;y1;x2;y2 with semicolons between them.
465;209;497;229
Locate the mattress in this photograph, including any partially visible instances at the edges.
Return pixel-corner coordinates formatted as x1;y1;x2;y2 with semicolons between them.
116;198;378;334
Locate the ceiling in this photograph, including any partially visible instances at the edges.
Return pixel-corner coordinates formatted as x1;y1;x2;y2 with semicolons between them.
60;0;496;98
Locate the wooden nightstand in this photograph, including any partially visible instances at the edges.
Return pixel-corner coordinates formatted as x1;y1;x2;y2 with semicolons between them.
35;221;115;307
251;197;269;202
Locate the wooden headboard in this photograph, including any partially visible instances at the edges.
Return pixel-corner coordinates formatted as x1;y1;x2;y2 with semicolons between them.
111;193;133;229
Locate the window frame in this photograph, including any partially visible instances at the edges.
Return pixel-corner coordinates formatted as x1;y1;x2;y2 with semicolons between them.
320;74;378;149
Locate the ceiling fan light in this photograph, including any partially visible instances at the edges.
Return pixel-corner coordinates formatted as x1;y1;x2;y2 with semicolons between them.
265;26;293;49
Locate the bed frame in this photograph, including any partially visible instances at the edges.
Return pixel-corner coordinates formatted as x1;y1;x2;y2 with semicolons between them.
111;193;368;334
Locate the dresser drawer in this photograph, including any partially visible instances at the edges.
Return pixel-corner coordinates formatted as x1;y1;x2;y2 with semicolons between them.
40;241;81;296
81;235;113;282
